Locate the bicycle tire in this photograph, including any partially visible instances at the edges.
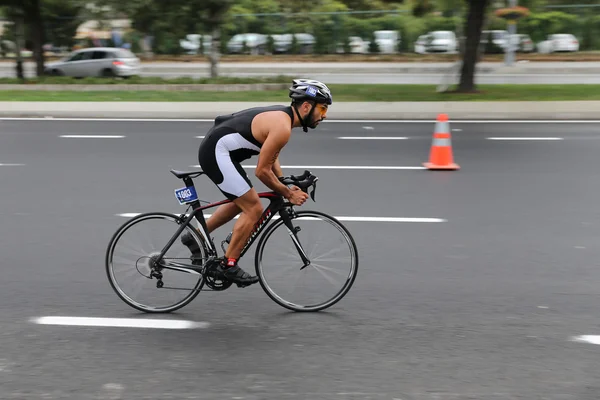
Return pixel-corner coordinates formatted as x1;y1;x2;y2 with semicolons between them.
106;212;207;313
254;210;359;312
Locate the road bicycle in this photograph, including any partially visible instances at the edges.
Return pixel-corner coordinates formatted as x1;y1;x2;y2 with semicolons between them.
105;168;359;313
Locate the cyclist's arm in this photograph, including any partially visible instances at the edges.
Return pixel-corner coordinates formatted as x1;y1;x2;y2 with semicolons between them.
255;125;293;198
272;155;283;179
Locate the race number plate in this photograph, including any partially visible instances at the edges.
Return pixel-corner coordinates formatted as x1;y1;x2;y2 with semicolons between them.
174;186;198;205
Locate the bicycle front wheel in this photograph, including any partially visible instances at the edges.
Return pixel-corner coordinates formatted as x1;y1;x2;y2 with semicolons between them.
255;210;358;312
106;212;207;313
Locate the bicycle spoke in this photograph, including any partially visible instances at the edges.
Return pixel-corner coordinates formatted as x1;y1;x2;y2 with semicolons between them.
311;246;344;262
309;262;350;277
114;241;147;259
287;265;306;296
262;261;301;280
310;263;342;287
308;228;326;259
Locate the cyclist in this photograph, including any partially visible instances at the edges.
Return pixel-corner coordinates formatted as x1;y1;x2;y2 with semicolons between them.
183;79;333;287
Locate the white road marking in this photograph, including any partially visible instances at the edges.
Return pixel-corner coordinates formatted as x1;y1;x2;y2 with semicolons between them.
487;137;563;141
59;135;125;138
325;217;445;222
452;129;462;132
103;383;124;391
2;117;600;123
325;120;600;124
190;164;425;170
362;126;374;130
338;136;408;140
116;213;446;223
0;163;25;166
572;335;600;345
31;316;209;329
195;136;205;139
2;117;210;122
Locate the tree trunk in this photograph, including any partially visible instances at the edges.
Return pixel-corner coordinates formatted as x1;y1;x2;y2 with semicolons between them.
30;0;45;77
14;15;25;81
457;0;489;93
209;27;220;78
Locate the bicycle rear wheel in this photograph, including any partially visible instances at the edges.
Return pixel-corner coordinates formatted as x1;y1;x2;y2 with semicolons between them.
106;212;207;313
255;210;358;312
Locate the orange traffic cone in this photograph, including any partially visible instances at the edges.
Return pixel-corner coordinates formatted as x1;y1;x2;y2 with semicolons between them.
423;114;460;170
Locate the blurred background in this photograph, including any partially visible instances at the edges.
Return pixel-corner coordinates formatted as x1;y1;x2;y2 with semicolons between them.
1;0;598;79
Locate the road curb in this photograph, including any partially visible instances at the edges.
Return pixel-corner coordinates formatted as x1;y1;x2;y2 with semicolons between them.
1;101;599;120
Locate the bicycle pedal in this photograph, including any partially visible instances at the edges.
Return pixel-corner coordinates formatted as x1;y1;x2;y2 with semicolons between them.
235;279;259;288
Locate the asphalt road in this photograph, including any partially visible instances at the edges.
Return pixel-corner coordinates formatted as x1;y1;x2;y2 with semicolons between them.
3;61;600;84
1;118;600;399
140;72;600;84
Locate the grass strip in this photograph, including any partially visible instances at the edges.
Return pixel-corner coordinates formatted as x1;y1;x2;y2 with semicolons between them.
1;84;600;102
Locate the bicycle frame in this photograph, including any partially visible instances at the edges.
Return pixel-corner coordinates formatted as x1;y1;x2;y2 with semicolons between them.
152;175;310;275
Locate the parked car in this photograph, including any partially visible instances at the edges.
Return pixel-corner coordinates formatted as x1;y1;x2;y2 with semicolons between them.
180;34;212;55
538;33;580;53
481;30;508;53
373;30;399;54
226;33;268;54
44;47;140;78
270;33;315;54
513;34;534;53
337;36;370;54
414;34;431;54
424;30;458;53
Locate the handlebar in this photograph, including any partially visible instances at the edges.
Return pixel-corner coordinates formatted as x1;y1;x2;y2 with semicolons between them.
279;170;319;201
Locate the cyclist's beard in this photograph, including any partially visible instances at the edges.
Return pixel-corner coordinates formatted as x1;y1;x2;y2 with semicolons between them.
308;111;322;129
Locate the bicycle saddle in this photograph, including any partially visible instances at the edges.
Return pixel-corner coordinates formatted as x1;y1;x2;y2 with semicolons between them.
170;169;205;179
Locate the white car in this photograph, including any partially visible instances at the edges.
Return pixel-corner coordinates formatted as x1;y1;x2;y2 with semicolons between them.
550;34;579;52
45;47;140;78
337;36;369;54
180;34;212;55
425;31;458;53
373;30;399;54
270;33;315;54
226;33;267;54
537;34;579;53
414;34;431;54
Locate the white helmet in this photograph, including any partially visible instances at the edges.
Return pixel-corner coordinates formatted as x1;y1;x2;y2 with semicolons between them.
289;79;333;105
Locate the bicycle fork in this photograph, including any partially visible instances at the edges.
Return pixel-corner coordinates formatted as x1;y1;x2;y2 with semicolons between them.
280;208;311;269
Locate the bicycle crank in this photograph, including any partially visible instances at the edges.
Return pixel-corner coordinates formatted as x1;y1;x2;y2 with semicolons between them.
204;261;233;291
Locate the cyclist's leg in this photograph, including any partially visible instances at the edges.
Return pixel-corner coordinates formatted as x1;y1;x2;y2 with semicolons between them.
197;130;242;234
225;188;263;260
200;142;261;285
213;174;262;285
206;202;240;233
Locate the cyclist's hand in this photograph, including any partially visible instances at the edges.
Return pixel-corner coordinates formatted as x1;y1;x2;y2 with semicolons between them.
287;185;309;206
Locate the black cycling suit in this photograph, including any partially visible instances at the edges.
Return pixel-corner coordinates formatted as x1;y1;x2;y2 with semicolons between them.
198;105;294;200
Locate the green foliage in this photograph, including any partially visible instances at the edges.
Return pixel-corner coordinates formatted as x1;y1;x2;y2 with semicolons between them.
5;0;600;59
580;16;600;51
518;11;581;43
411;0;434;18
41;0;83;48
